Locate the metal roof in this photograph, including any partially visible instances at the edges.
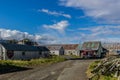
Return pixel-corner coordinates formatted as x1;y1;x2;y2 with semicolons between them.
62;44;78;50
46;45;62;50
38;46;50;51
81;41;101;50
0;42;40;51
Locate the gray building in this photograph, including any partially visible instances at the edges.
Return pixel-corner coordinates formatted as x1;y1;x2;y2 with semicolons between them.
0;42;49;60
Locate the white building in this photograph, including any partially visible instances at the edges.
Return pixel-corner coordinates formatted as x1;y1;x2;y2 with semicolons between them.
46;45;64;56
63;44;79;56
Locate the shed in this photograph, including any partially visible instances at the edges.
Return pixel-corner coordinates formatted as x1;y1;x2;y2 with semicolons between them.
46;45;64;55
63;44;79;56
80;41;103;58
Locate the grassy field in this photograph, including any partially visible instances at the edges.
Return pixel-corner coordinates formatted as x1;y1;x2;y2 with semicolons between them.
0;56;66;67
86;60;117;80
0;56;66;74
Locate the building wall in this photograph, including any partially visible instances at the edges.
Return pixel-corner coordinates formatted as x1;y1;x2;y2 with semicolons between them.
49;50;60;55
0;45;51;60
41;51;50;58
59;48;64;55
49;48;64;56
5;51;41;60
80;47;103;58
0;46;3;60
0;46;6;60
64;50;79;56
97;43;103;57
49;49;64;56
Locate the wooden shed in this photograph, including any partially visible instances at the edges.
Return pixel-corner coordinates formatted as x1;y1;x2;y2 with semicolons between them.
80;41;103;58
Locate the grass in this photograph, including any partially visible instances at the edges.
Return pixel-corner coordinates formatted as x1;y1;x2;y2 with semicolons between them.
0;56;66;74
86;60;117;80
0;56;66;67
69;55;80;58
86;60;100;78
28;56;66;66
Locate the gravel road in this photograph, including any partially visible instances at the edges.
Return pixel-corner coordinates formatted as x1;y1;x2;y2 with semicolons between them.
0;59;95;80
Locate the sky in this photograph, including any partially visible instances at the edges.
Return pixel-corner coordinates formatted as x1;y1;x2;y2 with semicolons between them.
1;0;120;44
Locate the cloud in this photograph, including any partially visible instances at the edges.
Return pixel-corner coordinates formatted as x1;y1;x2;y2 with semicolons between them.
43;20;69;33
60;0;120;24
38;9;71;18
78;26;120;42
0;28;58;44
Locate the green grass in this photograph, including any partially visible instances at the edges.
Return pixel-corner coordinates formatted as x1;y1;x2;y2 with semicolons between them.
86;60;100;78
69;55;80;58
0;56;66;67
99;75;117;80
28;56;66;66
0;56;66;74
89;60;100;69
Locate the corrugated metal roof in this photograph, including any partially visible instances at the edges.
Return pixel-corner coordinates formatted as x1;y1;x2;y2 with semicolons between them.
46;45;62;50
81;41;101;50
62;44;78;50
0;42;39;51
40;44;79;50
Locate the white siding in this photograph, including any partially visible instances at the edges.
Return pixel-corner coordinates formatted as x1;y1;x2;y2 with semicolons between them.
50;50;60;55
65;50;79;56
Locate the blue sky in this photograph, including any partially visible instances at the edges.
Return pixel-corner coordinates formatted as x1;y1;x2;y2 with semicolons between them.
0;0;120;44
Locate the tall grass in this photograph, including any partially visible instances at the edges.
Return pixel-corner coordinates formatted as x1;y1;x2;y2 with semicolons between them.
0;56;66;67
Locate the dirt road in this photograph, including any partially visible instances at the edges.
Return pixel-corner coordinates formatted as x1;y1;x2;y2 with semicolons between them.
0;59;95;80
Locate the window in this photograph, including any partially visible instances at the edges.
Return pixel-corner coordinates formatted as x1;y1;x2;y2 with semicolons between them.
69;51;71;53
39;52;42;55
22;52;25;56
7;50;14;59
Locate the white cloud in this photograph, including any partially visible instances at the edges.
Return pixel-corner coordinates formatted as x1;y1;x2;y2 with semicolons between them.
60;0;120;23
78;26;120;42
39;9;71;18
43;20;69;33
0;28;59;44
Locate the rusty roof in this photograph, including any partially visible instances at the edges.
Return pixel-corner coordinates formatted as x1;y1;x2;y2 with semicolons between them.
46;45;63;50
62;44;78;50
81;41;101;50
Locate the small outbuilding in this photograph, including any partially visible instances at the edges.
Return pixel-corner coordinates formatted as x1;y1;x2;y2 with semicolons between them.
80;41;103;58
46;45;64;56
63;44;79;56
